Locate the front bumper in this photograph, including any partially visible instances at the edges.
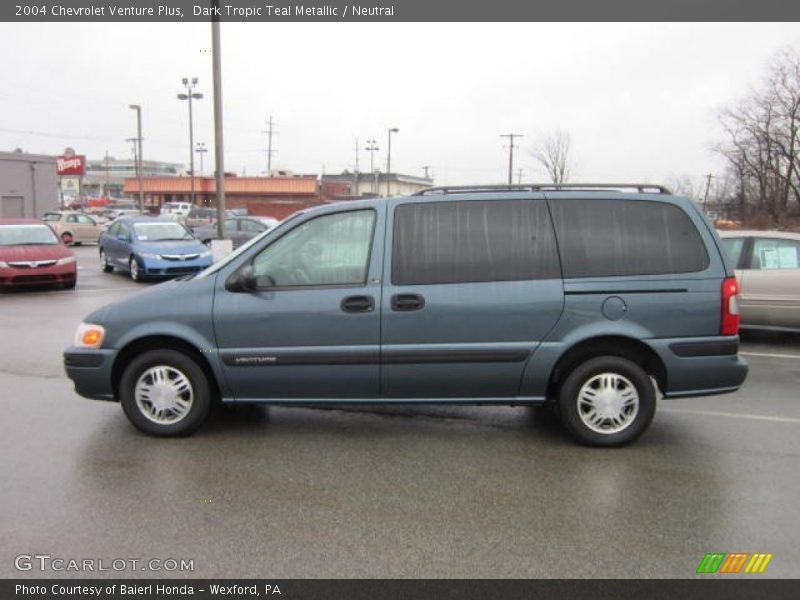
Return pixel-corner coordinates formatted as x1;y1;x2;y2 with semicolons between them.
138;256;212;278
0;264;77;288
63;347;117;401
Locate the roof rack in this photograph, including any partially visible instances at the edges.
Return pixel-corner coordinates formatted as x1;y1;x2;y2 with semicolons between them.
413;183;672;196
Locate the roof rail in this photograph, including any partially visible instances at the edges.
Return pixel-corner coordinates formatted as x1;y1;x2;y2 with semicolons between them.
413;183;672;196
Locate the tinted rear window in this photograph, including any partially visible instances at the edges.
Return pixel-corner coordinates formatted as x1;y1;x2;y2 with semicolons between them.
392;199;560;285
549;199;709;278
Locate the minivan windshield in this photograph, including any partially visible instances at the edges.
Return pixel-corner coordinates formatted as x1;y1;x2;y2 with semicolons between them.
0;224;60;246
133;222;194;242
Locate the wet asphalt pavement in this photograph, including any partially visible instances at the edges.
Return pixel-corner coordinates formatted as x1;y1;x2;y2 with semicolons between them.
1;246;799;578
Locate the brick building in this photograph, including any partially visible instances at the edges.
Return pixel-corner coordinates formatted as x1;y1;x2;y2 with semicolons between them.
124;176;352;220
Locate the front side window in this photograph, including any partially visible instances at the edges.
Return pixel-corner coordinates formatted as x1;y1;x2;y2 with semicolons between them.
751;238;800;270
252;210;375;288
549;199;709;278
392;199;560;285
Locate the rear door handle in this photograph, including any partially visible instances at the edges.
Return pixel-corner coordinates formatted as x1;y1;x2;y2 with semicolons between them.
391;293;426;312
341;295;375;313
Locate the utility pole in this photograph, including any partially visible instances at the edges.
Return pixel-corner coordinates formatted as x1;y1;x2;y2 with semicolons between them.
422;165;432;180
365;140;379;195
386;127;399;197
517;168;523;184
353;137;360;196
500;133;523;185
702;172;713;213
128;105;144;211
211;16;226;239
262;116;277;176
104;151;111;199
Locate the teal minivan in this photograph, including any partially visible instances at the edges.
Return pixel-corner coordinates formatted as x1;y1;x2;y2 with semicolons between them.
64;184;748;446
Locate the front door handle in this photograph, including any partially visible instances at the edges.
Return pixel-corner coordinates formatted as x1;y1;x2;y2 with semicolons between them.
391;293;426;312
341;295;375;313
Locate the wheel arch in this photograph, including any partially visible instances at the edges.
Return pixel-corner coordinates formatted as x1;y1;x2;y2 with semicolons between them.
546;335;667;400
111;335;221;402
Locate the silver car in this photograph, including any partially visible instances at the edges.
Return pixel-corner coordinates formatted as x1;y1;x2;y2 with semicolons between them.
719;230;800;331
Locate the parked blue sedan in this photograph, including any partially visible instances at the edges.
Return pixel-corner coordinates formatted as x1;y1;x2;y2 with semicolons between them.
98;217;213;281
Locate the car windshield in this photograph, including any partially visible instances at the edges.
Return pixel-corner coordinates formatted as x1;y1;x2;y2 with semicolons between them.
133;222;194;241
0;224;60;246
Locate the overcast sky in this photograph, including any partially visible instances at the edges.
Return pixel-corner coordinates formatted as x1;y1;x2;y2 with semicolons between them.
0;22;798;188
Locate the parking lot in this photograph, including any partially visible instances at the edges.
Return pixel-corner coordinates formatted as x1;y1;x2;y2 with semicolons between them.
1;244;799;578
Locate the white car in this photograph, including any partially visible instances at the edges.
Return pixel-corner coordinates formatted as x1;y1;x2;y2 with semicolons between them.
160;202;193;222
719;230;800;331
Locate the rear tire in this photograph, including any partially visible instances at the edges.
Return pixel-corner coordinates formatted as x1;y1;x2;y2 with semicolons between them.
119;349;211;437
61;232;73;246
100;249;113;273
558;356;655;447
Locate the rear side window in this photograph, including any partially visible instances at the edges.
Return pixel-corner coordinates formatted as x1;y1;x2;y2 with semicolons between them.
751;238;800;269
721;237;745;267
392;199;560;285
549;199;709;278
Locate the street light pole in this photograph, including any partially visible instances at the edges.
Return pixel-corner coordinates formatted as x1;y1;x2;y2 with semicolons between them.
365;140;379;196
196;142;207;177
128;104;144;211
177;78;203;206
386;127;398;197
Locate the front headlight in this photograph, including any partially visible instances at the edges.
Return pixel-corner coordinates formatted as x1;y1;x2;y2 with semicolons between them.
138;252;161;260
0;261;8;268
74;323;105;348
200;250;212;258
56;256;77;265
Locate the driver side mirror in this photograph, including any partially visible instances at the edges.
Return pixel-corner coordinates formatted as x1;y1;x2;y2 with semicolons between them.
226;264;258;293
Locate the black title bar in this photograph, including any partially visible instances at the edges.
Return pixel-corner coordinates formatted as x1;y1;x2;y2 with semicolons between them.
3;0;800;22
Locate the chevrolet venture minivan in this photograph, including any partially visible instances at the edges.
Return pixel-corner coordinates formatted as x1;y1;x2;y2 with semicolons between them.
64;184;748;446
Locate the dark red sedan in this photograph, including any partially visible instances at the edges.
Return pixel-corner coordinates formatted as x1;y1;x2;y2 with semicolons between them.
0;219;77;289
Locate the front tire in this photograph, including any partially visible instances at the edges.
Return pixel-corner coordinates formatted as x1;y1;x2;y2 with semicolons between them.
119;349;211;437
558;356;656;447
61;232;74;246
129;256;143;281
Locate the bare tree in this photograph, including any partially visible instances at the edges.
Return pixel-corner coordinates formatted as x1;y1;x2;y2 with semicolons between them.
715;46;800;225
533;130;573;184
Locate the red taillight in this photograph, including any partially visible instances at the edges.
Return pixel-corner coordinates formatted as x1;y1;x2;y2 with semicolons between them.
721;277;740;336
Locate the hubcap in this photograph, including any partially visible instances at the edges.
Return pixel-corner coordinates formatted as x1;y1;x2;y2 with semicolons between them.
100;251;107;269
577;372;639;434
134;365;194;425
130;259;138;279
